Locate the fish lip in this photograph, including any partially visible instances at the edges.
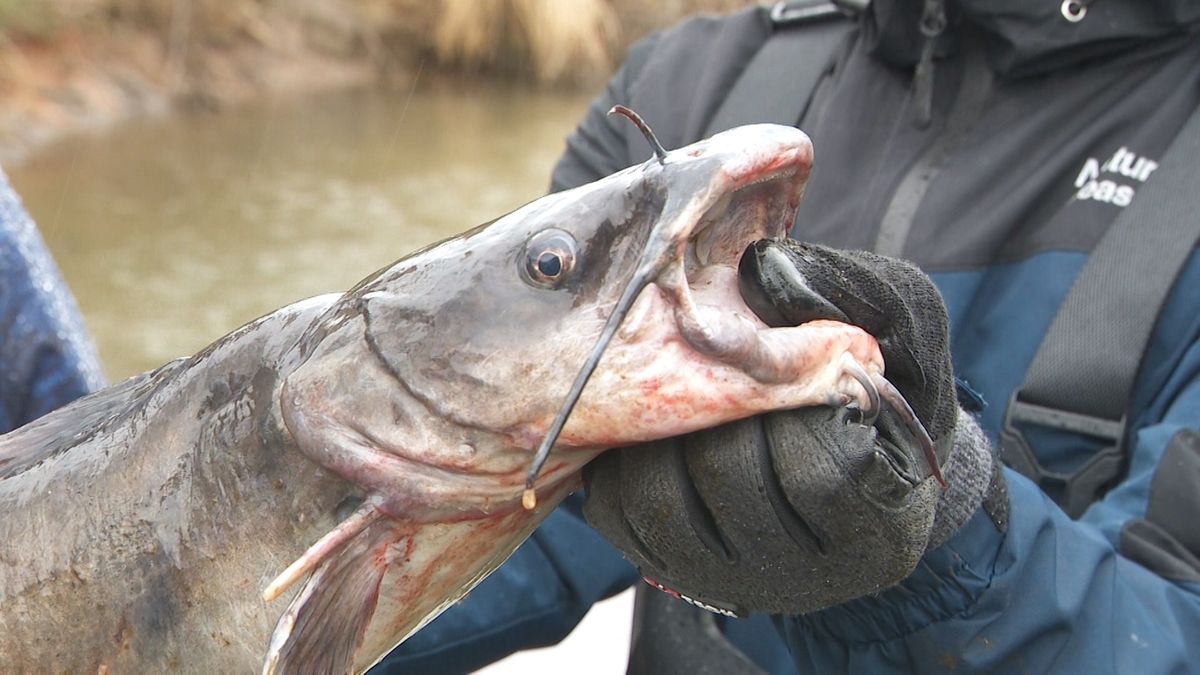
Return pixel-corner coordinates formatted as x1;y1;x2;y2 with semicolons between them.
674;129;812;307
654;127;813;364
688;166;804;271
682;129;812;271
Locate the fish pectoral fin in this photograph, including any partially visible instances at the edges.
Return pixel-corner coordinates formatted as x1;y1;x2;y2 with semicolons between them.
263;500;385;603
262;518;407;675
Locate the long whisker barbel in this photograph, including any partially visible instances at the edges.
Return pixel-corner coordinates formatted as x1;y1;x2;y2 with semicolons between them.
522;262;663;509
611;105;668;164
523;106;671;509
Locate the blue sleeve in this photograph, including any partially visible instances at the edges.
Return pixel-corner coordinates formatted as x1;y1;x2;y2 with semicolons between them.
0;168;105;432
778;332;1200;672
371;495;638;674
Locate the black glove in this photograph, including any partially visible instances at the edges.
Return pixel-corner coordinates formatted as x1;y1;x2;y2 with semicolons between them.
583;240;997;616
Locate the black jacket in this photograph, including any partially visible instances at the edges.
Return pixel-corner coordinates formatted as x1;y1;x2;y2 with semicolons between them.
381;2;1200;672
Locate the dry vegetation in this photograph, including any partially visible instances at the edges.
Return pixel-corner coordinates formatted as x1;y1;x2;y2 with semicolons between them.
433;0;620;84
0;0;758;161
0;0;757;86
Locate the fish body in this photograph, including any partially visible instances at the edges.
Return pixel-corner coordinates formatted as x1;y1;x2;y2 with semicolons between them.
0;122;890;673
0;295;351;671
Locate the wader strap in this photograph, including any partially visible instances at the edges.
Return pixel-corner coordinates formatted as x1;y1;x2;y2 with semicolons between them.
1002;105;1200;518
703;1;859;136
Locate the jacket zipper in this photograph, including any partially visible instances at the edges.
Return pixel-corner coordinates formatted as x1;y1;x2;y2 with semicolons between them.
873;36;994;257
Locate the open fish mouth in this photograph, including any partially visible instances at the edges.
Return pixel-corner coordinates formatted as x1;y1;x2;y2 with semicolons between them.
656;119;945;489
662;134;814;381
523;107;943;503
520;110;816;499
689;174;800;270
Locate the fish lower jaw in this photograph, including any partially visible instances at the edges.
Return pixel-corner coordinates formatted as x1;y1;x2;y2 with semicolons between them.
657;263;886;390
559;319;883;449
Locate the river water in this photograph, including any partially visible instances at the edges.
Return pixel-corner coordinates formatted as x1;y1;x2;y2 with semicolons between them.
10;84;593;381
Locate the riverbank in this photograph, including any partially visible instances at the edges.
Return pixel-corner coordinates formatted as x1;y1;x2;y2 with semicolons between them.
0;0;752;166
0;1;395;165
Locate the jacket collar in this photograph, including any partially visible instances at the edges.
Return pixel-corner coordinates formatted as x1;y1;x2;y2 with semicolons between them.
867;0;1200;77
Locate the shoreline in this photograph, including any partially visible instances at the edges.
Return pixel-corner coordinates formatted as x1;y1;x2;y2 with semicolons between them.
0;24;384;166
0;1;754;167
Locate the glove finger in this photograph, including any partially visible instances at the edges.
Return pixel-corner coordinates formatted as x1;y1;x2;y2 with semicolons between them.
744;239;956;442
585;438;733;583
766;409;937;572
684;414;825;558
610;418;838;613
582;451;663;569
584;408;941;615
587;422;836;614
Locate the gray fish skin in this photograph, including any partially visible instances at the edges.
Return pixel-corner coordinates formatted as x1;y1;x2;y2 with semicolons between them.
0;123;891;673
0;294;352;672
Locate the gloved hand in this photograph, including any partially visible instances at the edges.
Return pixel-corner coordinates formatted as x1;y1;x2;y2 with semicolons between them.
583;239;999;617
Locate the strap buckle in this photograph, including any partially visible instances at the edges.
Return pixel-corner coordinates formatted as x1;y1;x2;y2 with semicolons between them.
1000;392;1127;519
768;0;867;27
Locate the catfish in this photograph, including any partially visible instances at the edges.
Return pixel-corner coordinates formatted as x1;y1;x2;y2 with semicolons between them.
0;111;938;674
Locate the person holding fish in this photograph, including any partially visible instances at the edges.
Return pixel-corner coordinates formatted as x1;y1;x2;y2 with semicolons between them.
381;0;1200;673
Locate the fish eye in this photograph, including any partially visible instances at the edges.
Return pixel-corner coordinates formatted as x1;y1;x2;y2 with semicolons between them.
522;228;578;288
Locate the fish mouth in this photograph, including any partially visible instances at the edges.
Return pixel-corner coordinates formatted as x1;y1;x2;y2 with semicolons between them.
655;134;946;490
676;124;813;273
606;123;820;387
522;120;819;499
659;136;944;487
656;128;814;381
688;164;807;272
522;114;943;500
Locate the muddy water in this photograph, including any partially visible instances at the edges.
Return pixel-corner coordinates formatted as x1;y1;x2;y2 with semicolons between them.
9;85;592;381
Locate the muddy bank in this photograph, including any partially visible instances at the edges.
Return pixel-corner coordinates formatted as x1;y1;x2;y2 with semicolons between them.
0;1;393;165
0;0;753;166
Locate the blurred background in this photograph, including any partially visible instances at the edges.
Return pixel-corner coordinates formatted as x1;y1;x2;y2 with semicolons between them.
2;0;753;379
1;0;759;671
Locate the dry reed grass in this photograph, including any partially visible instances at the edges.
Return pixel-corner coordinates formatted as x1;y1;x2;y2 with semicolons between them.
433;0;620;85
0;0;759;88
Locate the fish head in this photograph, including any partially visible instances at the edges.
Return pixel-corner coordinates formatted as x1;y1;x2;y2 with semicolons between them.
281;121;886;500
347;123;827;438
